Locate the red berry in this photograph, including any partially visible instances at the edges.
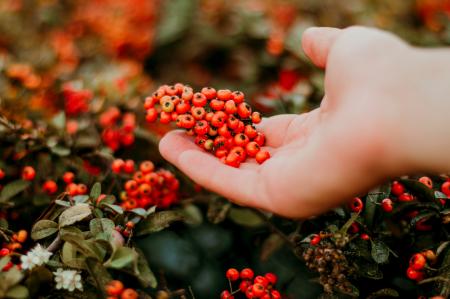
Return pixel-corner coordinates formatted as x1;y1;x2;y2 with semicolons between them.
239;280;251;292
251;112;261;124
391;181;405;196
381;198;393;212
106;280;124;296
264;273;277;285
234;133;249;147
220;290;234;299
22;166;36;181
146;108;158;122
210;99;225;111
217;89;232;101
255;150;270;164
226;268;240;281
176;101;191;114
245;141;260;157
140;161;155;174
66;183;78;196
232;91;244;103
124;180;138;191
254;276;269;288
398;193;413;202
194;120;210;136
252;283;265;297
144;96;156;110
406;267;424;281
349;197;364;213
271;290;281;299
240;268;254;280
224;100;237;114
441;181;450;196
43;180;58;195
225;152;241;168
237;103;252;118
211;111;227;128
0;248;10;257
159;111;172;124
0;169;4;180
409;253;426;270
245;286;254;299
201;87;216;99
360;233;370;241
244;125;257;139
112;159;125;173
310;235;321;246
62;171;75;184
253;132;266;146
123;160;135;174
192;92;207;107
418;176;433;189
121;288;138;299
77;184;87;195
191;107;205;120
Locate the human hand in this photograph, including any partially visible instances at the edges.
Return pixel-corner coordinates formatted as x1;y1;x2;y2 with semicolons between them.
159;26;450;218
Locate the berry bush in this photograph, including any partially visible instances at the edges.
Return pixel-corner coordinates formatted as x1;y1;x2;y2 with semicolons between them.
0;1;449;299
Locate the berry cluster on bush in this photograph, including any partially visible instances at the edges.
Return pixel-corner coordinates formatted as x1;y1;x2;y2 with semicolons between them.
105;280;138;299
221;268;281;299
100;107;137;151
111;159;180;210
144;84;270;167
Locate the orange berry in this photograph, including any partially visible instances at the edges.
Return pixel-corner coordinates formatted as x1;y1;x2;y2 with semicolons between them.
121;288;138;299
105;280;124;296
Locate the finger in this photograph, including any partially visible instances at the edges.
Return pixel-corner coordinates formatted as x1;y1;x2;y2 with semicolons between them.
159;131;266;208
302;27;341;68
256;114;297;147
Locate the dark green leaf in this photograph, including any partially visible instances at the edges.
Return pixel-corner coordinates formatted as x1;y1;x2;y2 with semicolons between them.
228;208;264;227
59;204;92;227
90;182;101;200
365;184;391;228
0;180;31;202
89;218;114;241
31;220;58;240
400;179;440;204
371;240;390;264
136;211;184;236
103;203;124;215
105;247;137;269
156;0;195;45
135;248;157;288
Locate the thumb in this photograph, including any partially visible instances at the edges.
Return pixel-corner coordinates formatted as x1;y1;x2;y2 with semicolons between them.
302;27;342;68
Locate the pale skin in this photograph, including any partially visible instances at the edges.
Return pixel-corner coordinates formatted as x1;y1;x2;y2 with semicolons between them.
159;26;450;218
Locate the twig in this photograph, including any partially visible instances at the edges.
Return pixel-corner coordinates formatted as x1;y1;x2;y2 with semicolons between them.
47;235;62;252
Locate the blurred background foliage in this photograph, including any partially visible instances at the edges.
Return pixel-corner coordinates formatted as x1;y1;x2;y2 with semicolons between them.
0;0;449;298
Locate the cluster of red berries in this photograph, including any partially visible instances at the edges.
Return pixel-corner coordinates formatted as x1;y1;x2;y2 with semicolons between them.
144;84;271;167
100;106;136;151
105;280;138;299
221;268;281;299
1;229;28;272
406;250;436;282
62;171;89;197
112;159;179;210
114;221;135;238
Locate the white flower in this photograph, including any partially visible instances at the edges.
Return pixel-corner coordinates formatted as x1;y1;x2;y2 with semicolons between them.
53;268;83;292
20;244;53;270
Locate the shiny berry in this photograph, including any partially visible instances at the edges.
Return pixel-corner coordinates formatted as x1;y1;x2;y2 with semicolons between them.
22;166;36;181
409;253;426;270
406;267;424;281
391;181;405;196
43;180;58;195
226;268;240;281
112;159;125;173
0;169;4;180
217;89;232;101
121;288;138;299
418;176;433;189
77;184;88;195
240;268;254;280
220;290;234;299
349;197;364;213
251;111;261;124
201;87;216;99
123;160;135;174
192;92;207;107
381;198;393;212
310;235;321;246
441;181;450;196
140;161;155;174
252;283;265;297
265;272;277;285
105;280;124;296
398;193;413;202
255;150;270;164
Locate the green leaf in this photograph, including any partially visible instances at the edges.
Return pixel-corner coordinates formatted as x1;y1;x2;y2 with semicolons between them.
50;112;66;130
61;242;86;269
50;146;70;156
0;256;11;270
90;182;101;200
365;184;391;228
98;195;116;206
55;200;71;207
155;0;195;45
135;248;157;288
106;247;137;269
5;285;28;299
89;218;115;241
59;204;92;227
130;208;148;218
136;211;184;236
0;180;31;202
31;220;58;240
73;195;89;204
228;208;264;227
3;268;24;290
103;203;124;215
371;240;390;264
